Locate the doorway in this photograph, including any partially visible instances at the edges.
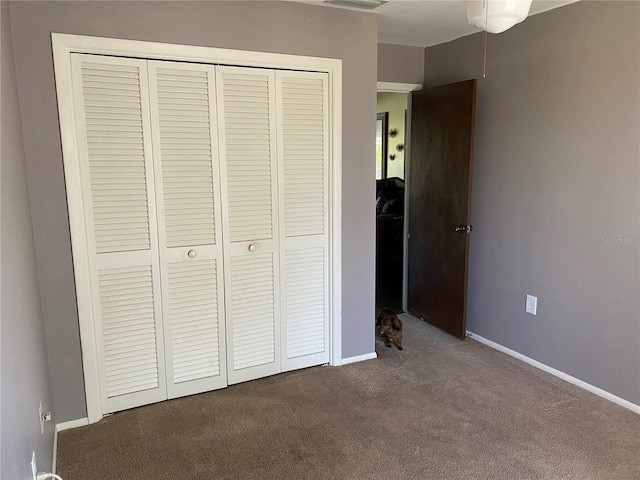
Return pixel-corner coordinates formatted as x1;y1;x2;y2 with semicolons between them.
375;82;421;314
375;80;476;341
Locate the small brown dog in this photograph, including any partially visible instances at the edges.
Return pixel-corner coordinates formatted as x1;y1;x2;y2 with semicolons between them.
376;308;403;350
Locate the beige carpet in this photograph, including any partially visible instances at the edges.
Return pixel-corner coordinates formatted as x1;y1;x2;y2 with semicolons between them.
57;315;640;479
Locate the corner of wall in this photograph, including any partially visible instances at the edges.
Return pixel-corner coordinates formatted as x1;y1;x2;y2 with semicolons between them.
1;2;56;477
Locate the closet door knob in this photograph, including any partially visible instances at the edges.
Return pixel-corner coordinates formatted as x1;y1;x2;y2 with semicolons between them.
187;249;197;258
248;243;257;252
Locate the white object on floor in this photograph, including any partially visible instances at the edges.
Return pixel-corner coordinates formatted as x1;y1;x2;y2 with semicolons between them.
37;473;64;480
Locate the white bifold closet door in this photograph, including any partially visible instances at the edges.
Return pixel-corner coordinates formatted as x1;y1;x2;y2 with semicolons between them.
216;67;282;384
276;71;330;371
68;53;330;415
213;67;330;382
71;54;228;414
70;54;167;413
147;61;227;398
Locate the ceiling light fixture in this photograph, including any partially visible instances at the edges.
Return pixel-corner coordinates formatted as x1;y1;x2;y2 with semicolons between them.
466;0;533;78
324;0;388;10
467;0;533;34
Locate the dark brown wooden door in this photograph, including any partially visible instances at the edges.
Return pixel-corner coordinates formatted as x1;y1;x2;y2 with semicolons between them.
407;79;476;339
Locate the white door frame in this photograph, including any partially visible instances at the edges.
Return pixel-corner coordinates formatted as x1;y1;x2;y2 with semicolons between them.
53;33;343;424
376;81;421;312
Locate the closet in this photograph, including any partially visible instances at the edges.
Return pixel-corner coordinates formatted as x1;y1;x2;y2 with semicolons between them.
66;51;330;415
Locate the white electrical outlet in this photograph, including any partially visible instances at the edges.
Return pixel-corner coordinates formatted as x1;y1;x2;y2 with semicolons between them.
526;295;537;315
37;402;51;434
31;451;37;480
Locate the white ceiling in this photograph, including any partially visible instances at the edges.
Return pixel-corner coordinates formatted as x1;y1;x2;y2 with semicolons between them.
290;0;580;47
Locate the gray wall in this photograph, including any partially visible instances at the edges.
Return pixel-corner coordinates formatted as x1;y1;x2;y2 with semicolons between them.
424;1;640;405
378;43;424;85
1;2;56;478
9;0;377;423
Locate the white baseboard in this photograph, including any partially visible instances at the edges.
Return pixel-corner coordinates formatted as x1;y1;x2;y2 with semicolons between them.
56;417;89;432
52;427;58;474
466;331;640;416
340;352;377;365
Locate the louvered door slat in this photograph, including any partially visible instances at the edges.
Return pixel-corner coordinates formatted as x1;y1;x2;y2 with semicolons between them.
229;254;276;371
285;247;326;358
148;61;227;399
79;60;151;254
98;265;161;398
219;71;274;243
277;72;330;371
217;66;281;385
155;66;215;248
167;260;221;384
281;76;326;237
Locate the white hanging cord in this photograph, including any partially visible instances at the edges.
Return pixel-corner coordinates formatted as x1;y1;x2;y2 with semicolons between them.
483;0;489;78
37;473;64;480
